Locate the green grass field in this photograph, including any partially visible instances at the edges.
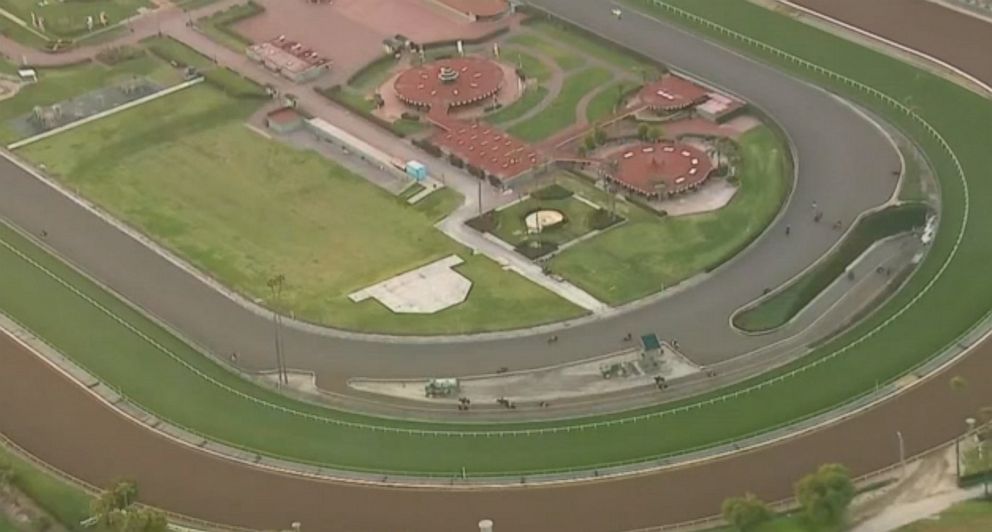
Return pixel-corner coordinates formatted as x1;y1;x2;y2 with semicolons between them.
141;35;216;71
586;81;636;123
490;193;601;247
0;0;151;38
0;56;179;144
0;0;987;478
486;86;549;125
899;499;992;531
550;126;790;304
523;19;655;75
0;444;92;531
503;48;552;83
506;33;586;71
508;66;612;142
16;84;582;334
734;203;929;332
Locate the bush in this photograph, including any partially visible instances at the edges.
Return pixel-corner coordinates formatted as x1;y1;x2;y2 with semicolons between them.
95;46;144;65
515;239;558;259
588;208;621;230
413;139;442;157
531;184;574;201
203;68;268;99
449;154;464;168
796;464;855;526
721;493;772;531
466;164;486;180
400;111;420;121
466;213;498;233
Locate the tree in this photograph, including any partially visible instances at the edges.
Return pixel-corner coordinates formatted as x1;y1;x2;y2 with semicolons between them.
637;123;650;141
0;458;15;495
721;492;772;531
90;480;168;532
794;464;855;526
583;133;597;151
593;126;607;145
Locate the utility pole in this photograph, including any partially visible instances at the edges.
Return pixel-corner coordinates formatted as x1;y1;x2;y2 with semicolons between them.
477;179;483;215
267;274;288;385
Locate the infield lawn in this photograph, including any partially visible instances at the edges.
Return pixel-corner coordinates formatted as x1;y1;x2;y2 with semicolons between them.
899;499;992;531
16;84;584;334
0;0;987;477
549;126;790;304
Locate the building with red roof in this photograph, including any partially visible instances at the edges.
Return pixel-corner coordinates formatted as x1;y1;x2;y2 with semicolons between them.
607;142;714;198
432;120;542;182
638;74;710;113
394;57;504;112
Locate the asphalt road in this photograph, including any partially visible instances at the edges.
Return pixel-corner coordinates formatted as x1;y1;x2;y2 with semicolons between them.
0;0;898;395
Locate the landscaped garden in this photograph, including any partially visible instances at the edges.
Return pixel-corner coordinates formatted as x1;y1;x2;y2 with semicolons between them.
468;183;623;260
547;125;791;305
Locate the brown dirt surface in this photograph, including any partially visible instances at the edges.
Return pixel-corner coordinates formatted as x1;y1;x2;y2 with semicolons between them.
2;327;992;531
793;0;992;84
235;0;514;76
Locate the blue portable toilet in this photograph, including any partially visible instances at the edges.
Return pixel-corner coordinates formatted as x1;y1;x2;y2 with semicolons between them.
405;160;427;181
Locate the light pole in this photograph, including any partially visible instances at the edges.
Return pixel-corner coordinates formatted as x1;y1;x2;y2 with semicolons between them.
266;274;288;385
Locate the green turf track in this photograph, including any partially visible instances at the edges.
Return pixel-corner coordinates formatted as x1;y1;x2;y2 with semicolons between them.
0;0;990;476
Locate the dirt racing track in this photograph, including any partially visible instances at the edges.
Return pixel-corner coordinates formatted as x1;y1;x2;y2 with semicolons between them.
2;0;992;530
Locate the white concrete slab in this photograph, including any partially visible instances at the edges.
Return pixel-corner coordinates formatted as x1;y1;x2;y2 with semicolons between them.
348;255;471;313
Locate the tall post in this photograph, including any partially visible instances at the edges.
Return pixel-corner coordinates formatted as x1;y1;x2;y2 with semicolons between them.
267;274;288;385
478;179;483;215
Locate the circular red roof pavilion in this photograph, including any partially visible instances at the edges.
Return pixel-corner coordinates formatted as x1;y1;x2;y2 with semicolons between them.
394;57;504;112
610;142;714;197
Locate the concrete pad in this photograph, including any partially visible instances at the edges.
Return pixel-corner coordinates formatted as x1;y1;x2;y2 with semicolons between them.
348;255;471;313
350;345;702;404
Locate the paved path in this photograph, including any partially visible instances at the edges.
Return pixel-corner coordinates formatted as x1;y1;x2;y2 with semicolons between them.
0;0;898;405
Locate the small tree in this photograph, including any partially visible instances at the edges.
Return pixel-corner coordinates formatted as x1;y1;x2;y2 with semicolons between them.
593;126;607;145
795;464;855;526
583;133;597;152
0;458;15;494
646;126;662;142
721;492;772;531
637;123;650;141
91;480;169;531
